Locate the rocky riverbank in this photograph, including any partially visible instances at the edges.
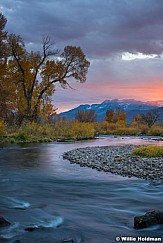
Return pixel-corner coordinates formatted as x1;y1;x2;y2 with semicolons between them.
63;145;163;180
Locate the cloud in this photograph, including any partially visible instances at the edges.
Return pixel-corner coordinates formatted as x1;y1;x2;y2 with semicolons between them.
1;0;163;57
122;52;158;61
1;0;163;112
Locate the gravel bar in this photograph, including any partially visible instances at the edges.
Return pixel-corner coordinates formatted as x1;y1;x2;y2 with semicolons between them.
63;145;163;180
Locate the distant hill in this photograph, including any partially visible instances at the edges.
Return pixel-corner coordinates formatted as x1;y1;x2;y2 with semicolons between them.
56;99;163;123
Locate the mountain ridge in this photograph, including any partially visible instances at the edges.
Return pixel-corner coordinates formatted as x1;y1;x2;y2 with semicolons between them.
57;99;163;123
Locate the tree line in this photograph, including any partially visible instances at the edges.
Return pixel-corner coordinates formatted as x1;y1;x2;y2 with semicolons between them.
75;108;160;128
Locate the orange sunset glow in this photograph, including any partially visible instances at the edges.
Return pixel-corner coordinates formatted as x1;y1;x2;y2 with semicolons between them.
54;78;163;112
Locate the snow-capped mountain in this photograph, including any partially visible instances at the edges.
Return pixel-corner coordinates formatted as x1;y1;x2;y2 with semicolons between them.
57;99;163;123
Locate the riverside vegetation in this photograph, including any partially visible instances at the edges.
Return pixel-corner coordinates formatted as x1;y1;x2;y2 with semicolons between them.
1;117;163;145
0;119;95;144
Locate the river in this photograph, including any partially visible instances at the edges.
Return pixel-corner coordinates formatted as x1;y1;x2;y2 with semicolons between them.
0;136;163;242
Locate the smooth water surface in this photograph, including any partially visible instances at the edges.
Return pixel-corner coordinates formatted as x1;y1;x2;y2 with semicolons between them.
0;136;163;242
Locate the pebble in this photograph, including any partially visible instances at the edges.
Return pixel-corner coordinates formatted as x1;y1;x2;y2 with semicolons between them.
63;145;163;181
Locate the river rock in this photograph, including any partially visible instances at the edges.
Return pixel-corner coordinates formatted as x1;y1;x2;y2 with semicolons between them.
63;145;163;180
0;216;11;227
25;226;39;232
134;210;163;229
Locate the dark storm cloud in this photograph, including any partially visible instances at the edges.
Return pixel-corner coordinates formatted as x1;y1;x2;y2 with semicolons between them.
1;0;163;57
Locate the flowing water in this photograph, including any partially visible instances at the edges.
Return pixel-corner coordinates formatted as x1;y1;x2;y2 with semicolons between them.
0;136;163;242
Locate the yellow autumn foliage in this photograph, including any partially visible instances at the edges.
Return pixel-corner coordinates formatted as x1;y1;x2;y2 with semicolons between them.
0;119;6;137
53;120;95;139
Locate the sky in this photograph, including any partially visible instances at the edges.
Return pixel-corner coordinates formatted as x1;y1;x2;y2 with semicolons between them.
1;0;163;112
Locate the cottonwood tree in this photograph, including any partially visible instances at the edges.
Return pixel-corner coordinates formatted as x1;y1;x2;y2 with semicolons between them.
105;109;126;124
141;110;160;128
105;109;114;123
75;109;97;122
7;34;90;123
0;13;8;58
0;13;16;122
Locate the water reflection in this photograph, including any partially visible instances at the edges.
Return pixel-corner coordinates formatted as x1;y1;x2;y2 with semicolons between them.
0;147;44;168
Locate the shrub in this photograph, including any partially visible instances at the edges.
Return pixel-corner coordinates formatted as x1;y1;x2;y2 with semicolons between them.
132;146;163;157
72;122;95;139
139;125;149;134
21;121;54;138
53;120;74;139
0;119;6;137
100;121;117;134
53;120;95;140
14;130;30;141
148;126;163;136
